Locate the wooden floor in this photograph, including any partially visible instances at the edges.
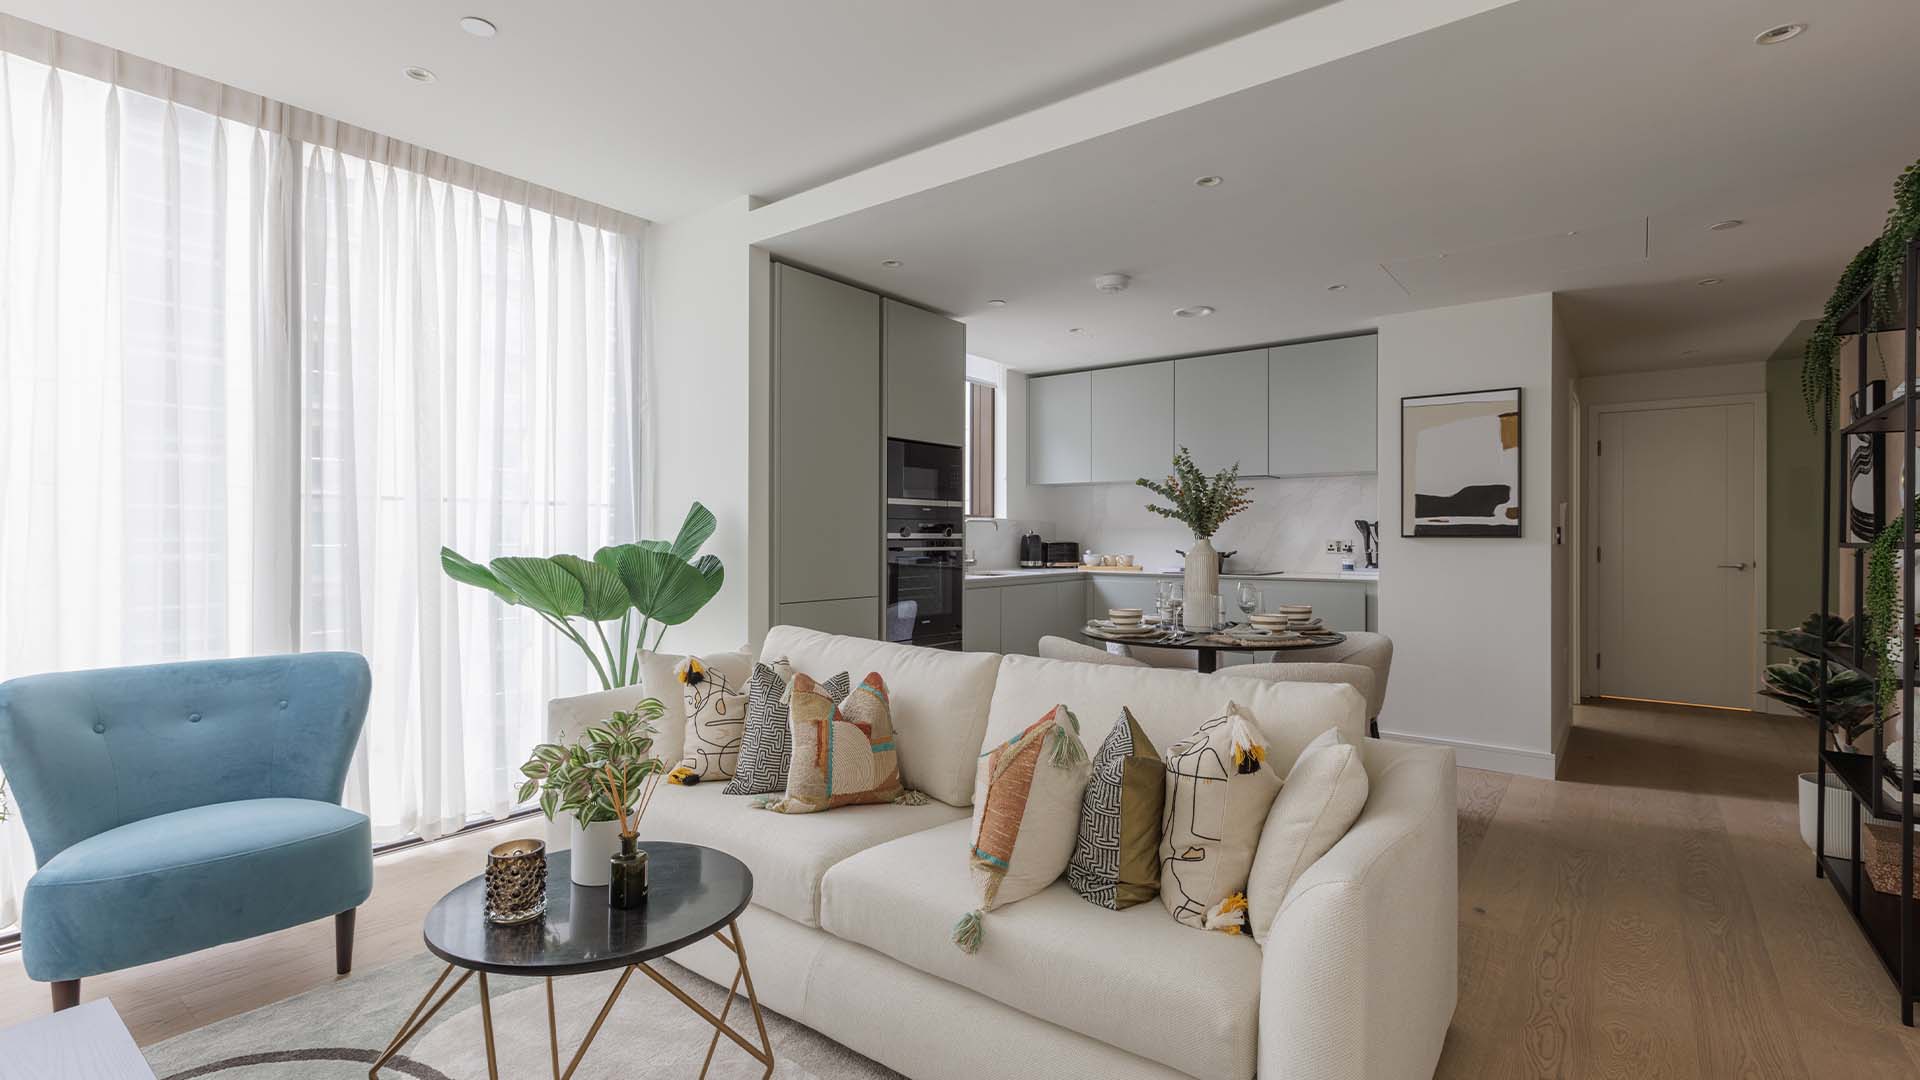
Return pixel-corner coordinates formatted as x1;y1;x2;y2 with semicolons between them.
3;699;1918;1076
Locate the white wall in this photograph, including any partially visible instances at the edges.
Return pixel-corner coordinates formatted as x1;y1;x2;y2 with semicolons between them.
1578;360;1764;407
1376;293;1567;777
645;196;766;654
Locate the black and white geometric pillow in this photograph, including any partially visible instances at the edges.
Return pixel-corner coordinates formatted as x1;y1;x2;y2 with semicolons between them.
724;660;851;795
1066;707;1164;910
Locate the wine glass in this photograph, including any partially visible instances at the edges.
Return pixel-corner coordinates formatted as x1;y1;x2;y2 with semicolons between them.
1237;582;1261;624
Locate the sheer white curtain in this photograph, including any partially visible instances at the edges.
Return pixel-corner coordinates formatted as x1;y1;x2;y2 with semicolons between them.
0;34;644;926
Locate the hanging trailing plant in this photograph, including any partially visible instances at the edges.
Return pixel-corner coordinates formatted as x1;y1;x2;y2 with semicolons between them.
1865;498;1920;712
1800;155;1920;427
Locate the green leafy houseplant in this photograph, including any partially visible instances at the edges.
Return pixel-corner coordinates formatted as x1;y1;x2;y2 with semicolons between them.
517;699;668;832
1865;499;1920;712
1136;447;1254;540
441;502;724;690
1760;658;1877;748
1802;156;1920;426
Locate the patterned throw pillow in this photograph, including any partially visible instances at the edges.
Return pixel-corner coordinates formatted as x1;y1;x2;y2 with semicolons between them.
666;654;751;785
725;660;851;796
1159;702;1282;933
758;672;912;814
952;705;1091;954
1066;707;1165;910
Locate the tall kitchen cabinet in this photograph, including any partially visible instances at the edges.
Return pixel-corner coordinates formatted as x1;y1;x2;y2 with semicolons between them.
883;298;966;446
773;264;881;637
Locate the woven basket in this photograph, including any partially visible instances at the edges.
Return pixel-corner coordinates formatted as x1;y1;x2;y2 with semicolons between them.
1861;817;1920;895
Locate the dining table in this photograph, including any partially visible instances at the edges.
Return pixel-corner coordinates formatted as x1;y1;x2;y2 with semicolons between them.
1080;622;1347;674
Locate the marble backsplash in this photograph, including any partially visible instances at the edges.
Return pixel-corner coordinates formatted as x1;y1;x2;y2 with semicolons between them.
964;517;1058;569
1033;474;1379;574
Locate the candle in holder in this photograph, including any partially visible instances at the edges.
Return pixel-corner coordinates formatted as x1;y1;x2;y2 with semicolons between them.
484;838;548;925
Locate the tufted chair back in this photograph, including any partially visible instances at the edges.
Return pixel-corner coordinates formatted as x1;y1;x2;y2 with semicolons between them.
0;653;371;866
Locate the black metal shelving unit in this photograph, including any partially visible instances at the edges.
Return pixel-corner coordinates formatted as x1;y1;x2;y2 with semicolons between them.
1814;235;1920;1025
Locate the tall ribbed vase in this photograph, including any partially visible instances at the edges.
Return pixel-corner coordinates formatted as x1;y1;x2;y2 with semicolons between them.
1184;536;1219;630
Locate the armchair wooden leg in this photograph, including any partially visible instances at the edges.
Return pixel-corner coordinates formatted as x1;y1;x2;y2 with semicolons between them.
336;908;357;976
52;979;79;1011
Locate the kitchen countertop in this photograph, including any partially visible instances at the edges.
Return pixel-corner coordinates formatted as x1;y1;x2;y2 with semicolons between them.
964;567;1379;588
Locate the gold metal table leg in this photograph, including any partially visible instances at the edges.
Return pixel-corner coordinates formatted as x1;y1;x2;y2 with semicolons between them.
477;972;500;1080
369;963;472;1078
546;976;562;1080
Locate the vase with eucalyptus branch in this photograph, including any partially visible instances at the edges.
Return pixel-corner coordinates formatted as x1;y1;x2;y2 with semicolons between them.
441;502;724;690
1137;447;1254;629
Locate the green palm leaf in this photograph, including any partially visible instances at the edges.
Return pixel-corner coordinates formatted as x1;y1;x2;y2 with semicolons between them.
667;502;717;561
441;548;520;605
490;556;586;620
605;545;726;626
552;554;631;621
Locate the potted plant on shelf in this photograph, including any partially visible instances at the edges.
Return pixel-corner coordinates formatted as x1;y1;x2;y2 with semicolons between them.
1137;447;1253;629
1761;614;1882;854
518;699;668;889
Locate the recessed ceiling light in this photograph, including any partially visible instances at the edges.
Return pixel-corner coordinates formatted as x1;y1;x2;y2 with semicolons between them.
1754;23;1805;45
1681;349;1699;357
1326;283;1348;292
1708;219;1745;231
1697;277;1724;286
986;299;1007;308
1068;327;1085;335
459;16;497;37
880;259;903;269
1173;305;1216;319
1194;175;1224;188
1564;230;1581;237
404;66;438;83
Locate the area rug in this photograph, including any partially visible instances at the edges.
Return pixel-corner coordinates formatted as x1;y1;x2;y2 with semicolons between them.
143;953;903;1079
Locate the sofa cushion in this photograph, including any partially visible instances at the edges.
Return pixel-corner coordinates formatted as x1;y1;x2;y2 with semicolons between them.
957;705;1091;950
21;798;371;982
983;654;1365;776
822;819;1262;1080
1160;705;1282;933
637;779;964;926
669;653;752;784
726;661;850;796
1247;726;1369;944
763;672;907;813
1066;707;1164;910
761;626;1001;806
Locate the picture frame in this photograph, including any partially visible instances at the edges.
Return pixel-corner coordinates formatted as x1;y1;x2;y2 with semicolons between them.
1401;387;1522;538
1843;379;1886;549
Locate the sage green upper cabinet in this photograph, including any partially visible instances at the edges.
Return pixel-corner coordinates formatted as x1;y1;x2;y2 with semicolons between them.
1089;361;1173;483
1174;349;1269;476
1028;372;1091;484
774;264;880;608
1269;335;1377;476
883;298;965;447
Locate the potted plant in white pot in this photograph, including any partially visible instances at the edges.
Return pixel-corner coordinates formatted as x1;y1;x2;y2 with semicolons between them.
1137;448;1253;629
442;502;723;877
517;700;667;890
1760;615;1880;854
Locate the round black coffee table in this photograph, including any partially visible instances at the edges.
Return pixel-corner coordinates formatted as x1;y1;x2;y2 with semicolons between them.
371;842;772;1080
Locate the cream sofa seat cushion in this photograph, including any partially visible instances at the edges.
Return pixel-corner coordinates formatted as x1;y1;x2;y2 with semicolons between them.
762;626;1000;806
635;780;963;926
821;819;1262;1080
984;655;1365;777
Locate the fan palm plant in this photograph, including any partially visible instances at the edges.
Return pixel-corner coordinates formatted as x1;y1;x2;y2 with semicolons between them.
441;502;725;690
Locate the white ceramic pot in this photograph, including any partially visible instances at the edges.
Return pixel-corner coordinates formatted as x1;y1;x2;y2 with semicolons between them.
1798;771;1858;855
568;817;622;887
1184;536;1219;630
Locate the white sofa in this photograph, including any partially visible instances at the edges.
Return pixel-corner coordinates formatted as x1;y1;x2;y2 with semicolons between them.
552;627;1457;1080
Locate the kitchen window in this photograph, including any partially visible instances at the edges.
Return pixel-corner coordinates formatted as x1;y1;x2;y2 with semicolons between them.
965;379;997;518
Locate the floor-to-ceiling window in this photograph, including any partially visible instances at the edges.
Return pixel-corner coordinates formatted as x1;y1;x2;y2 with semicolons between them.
0;25;646;928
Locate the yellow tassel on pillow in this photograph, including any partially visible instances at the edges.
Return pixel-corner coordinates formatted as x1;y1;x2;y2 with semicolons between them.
1204;893;1249;934
666;764;698;785
1228;710;1268;775
675;656;706;686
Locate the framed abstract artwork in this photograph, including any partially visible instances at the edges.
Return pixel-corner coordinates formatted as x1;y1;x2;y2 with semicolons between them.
1843;379;1886;549
1401;387;1522;538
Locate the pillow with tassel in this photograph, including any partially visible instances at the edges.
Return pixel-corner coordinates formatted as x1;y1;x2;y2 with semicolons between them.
666;654;751;785
1159;702;1282;934
952;705;1091;954
756;672;929;813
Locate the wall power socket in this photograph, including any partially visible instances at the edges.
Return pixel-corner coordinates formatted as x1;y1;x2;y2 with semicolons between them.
1325;540;1355;554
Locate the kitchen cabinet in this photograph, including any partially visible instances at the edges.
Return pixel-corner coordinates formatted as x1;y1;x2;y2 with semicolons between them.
777;597;880;639
1175;349;1269;476
1028;372;1092;484
883;298;966;447
1086;575;1162;621
1227;579;1367;632
963;587;1002;652
997;582;1055;657
775;264;880;612
1269;336;1376;476
1089;361;1174;483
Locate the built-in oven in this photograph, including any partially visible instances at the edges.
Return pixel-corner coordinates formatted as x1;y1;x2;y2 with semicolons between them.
887;438;964;507
885;533;964;650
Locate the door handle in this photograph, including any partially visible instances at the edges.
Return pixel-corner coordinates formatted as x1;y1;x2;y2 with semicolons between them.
1716;562;1750;570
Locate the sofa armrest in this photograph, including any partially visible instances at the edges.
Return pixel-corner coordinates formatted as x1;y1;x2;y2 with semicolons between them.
1259;739;1457;1080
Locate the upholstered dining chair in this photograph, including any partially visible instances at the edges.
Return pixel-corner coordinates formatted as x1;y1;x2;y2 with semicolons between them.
0;653;373;1011
1088;631;1395;737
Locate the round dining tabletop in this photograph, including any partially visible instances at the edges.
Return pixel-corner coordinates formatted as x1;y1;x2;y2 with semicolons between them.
1080;625;1347;673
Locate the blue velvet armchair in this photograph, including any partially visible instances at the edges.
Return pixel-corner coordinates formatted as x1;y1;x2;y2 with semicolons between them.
0;653;373;1011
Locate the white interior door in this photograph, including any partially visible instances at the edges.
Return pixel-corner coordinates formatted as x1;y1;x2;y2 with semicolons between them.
1596;401;1760;709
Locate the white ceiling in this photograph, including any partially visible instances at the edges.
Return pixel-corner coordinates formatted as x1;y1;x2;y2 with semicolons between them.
4;0;1326;222
758;0;1920;375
